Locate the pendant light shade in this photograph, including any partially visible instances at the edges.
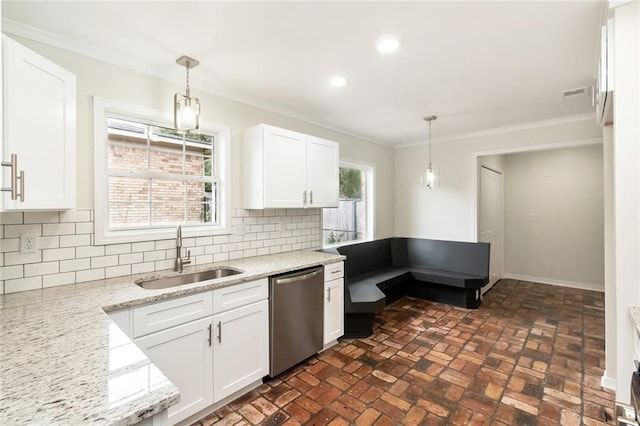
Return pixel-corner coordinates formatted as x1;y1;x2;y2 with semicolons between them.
422;115;437;189
174;55;201;132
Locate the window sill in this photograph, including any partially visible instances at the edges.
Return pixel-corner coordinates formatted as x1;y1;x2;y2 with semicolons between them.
323;238;372;250
95;224;232;245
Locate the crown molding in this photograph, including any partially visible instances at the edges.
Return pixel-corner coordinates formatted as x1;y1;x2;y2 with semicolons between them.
1;18;394;149
395;113;596;149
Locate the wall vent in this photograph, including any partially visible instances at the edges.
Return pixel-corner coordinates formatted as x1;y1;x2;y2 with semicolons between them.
560;86;591;102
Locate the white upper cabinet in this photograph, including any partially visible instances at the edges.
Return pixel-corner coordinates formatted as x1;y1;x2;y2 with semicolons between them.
2;36;76;210
262;126;307;208
596;18;614;127
306;136;339;208
243;124;339;209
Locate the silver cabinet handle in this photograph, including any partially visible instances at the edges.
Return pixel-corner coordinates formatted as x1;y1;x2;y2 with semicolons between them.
18;170;24;202
303;190;307;206
327;287;331;302
217;321;222;343
310;190;313;205
207;323;212;346
1;154;25;201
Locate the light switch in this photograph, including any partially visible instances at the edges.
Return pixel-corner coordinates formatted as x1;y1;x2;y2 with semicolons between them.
528;213;535;221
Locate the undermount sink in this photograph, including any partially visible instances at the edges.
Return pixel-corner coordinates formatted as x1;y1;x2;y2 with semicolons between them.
135;268;243;290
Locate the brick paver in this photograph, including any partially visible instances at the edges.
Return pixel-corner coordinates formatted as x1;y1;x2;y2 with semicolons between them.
196;279;615;425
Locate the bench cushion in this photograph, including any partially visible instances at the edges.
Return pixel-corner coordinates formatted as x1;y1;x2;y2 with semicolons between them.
345;267;411;314
408;266;487;288
337;237;490;316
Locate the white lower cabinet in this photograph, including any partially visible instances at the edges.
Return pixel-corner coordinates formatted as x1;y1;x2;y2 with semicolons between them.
323;262;344;346
134;316;214;425
212;299;269;402
323;278;344;345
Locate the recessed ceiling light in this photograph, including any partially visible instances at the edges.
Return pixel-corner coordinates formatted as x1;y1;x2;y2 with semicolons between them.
330;76;347;87
375;35;401;54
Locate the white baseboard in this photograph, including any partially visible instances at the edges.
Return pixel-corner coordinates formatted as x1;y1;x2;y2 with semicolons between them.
601;372;617;390
503;273;604;292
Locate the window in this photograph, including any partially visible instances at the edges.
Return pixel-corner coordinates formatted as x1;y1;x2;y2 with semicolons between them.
94;98;230;244
323;162;374;247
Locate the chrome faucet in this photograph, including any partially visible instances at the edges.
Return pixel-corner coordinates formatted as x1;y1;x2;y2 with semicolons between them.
174;225;191;272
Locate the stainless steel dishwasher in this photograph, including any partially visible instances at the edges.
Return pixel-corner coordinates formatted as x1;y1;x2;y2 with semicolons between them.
270;266;324;377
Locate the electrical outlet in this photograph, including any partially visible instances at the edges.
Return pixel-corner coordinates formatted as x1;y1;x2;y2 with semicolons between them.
528;213;536;221
20;233;39;253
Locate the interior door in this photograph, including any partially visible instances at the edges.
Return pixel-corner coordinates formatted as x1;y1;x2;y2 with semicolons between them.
479;166;503;293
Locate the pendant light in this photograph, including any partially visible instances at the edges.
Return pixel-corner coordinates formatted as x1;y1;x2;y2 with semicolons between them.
174;55;201;132
423;115;437;189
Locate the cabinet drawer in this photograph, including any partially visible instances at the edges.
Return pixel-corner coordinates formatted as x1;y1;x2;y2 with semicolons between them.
324;262;344;281
132;291;213;338
213;278;268;313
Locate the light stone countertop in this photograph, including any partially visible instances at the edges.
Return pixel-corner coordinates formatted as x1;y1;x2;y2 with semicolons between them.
0;250;344;425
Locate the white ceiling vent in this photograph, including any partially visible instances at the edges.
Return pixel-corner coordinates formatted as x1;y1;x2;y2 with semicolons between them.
560;86;591;102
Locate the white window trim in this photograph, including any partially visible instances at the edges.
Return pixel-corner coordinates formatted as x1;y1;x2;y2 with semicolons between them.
93;97;231;244
323;159;375;249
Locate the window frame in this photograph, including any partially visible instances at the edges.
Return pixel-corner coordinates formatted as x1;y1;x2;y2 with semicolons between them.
322;160;375;249
93;97;231;244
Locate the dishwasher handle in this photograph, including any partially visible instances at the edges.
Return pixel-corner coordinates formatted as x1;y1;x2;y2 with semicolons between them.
273;269;322;285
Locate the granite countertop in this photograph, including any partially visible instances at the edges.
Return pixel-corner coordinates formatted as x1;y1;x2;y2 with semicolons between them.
0;250;344;425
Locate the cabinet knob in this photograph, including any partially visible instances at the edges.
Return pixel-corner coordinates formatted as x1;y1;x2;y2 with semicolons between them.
327;287;331;302
303;190;307;206
217;321;222;343
310;190;313;205
208;323;212;346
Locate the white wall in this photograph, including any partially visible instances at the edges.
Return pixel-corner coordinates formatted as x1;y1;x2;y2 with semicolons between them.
0;34;396;294
394;118;602;242
603;124;616;389
502;145;604;289
612;1;639;404
9;35;396;239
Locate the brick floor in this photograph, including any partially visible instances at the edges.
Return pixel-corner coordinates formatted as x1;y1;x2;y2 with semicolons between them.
195;279;616;425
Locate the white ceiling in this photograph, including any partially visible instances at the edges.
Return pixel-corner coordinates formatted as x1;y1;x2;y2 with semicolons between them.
2;1;602;146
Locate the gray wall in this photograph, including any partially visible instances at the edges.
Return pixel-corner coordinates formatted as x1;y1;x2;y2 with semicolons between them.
503;145;604;288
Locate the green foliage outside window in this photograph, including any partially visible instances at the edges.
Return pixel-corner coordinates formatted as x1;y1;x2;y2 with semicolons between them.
339;168;362;199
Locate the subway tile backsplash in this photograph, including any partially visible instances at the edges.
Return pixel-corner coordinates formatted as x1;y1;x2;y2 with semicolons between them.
0;208;321;294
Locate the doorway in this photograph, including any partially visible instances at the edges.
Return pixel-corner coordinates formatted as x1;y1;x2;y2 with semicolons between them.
479;166;503;293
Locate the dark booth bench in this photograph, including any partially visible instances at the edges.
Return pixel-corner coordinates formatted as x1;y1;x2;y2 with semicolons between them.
329;238;490;338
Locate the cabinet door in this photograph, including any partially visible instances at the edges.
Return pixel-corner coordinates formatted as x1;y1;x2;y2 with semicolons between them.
263;126;307;208
323;278;344;345
306;136;339;208
2;36;76;210
213;299;269;402
135;317;213;425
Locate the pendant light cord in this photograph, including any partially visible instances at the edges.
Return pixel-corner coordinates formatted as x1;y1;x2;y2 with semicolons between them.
185;62;191;98
428;119;432;170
